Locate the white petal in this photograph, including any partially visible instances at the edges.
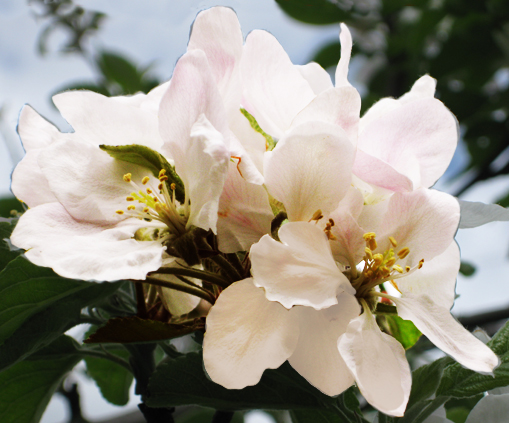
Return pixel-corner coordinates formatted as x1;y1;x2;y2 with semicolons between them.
241;30;315;138
251;222;354;310
217;162;273;253
338;310;411;416
289;293;359;396
459;200;509;229
357;98;458;189
396;242;460;311
296;62;333;95
264;121;355;221
203;278;299;389
38;140;148;224
291;86;361;144
184;115;230;233
53;91;162;150
465;394;509;423
335;23;353;87
394;294;499;374
188;6;243;116
11;203;164;281
399;75;437;104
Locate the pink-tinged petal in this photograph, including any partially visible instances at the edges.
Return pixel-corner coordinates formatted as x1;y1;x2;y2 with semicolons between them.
296;62;333;95
396;242;460;311
38;140;148;224
159;49;230;165
158;257;201;316
458;200;509;228
53;91;162;150
375;189;460;265
335;23;353;88
251;222;354;310
217;162;273;253
203;278;299;389
185;115;230;233
338;310;411;417
264;121;355;222
394;294;499;374
241;30;315;138
288;293;359;396
11;203;164;281
353;148;415;193
188;7;243;116
291;86;361;144
228;132;264;185
358;97;458;189
329;213;366;269
399;75;436;104
359;98;400;134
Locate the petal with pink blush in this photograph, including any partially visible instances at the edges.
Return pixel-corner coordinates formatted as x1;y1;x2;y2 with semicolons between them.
296;62;333;95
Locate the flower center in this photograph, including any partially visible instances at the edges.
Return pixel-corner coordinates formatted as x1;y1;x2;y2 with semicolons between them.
115;170;187;241
352;232;424;300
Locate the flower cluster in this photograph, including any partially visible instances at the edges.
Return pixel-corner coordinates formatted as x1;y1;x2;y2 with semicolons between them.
10;6;498;416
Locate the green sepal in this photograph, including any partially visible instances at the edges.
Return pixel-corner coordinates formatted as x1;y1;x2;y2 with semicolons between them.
165;227;208;266
386;315;422;350
374;302;398;315
240;108;275;150
84;316;204;344
99;144;185;203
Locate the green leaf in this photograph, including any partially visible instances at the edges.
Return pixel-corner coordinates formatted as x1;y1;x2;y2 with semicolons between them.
459;262;476;277
290;409;344;422
99;144;185;203
0;257;122;370
437;320;509;398
335;387;370;423
311;41;341;70
386;315;422;350
84;316;204;344
85;349;133;406
275;0;350;24
97;51;148;94
146;352;337;410
444;395;483;423
240;108;275;150
0;336;82;423
0;219;21;273
0;197;23;218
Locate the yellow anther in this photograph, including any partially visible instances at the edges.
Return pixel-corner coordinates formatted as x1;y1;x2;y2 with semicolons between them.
386;257;396;267
127;205;136;211
123;173;132;182
126;196;134;202
310;209;323;222
159;175;168;182
142;176;150;185
158;183;163;191
153;197;159;202
170;183;176;190
405;266;411;272
389;236;398;248
418;259;424;269
329;218;335;227
365;247;373;260
363;232;376;241
143;207;149;213
155;202;163;212
397;248;410;259
393;265;404;273
115;210;124;215
146;188;153;194
158;169;166;178
373;254;384;267
380;266;391;277
363;233;377;251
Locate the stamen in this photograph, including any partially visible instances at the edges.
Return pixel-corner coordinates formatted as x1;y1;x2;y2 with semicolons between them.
142;176;150;185
418;259;424;269
364;247;373;260
146;188;153;194
389;236;398;248
158;169;166;178
386;257;396;267
405;266;411;272
310;209;323;222
398;248;410;259
123;173;132;183
116;210;124;215
393;265;403;273
373;254;384;267
363;232;377;250
127;205;136;211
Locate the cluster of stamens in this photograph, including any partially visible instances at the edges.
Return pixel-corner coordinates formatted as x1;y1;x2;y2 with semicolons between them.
353;232;424;298
115;169;186;237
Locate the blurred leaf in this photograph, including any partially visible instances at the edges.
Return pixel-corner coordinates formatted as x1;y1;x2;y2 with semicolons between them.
290;409;345;422
459;261;476;277
177;408;244;423
85;349;133;406
386;315;422;350
146;352;337;410
312;41;341;70
0;256;122;371
444;395;483;423
99;144;185;203
275;0;351;25
84;316;204;344
0;219;21;273
0;197;23;218
497;190;509;208
0;335;82;423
